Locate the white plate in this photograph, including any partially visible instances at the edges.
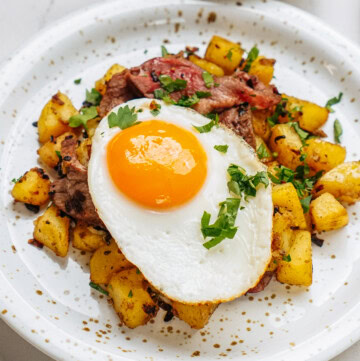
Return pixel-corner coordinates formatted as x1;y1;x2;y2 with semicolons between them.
1;1;360;360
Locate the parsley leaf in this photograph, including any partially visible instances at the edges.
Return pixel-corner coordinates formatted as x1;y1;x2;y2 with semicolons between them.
214;144;228;153
149;100;161;116
267;98;288;127
282;254;291;262
196;91;211;98
128;290;133;298
108;105;139;130
288;122;310;144
334;119;343;143
74;78;81;85
256;143;270;159
69;106;98;131
154;89;175;104
85;88;102;106
226;48;233;61
300;195;312;213
202;198;240;250
325;92;343;113
161;45;169;57
55;150;62;162
11;177;21;184
177;94;200;107
89;282;109;296
243;45;259;72
159;75;187;92
202;71;215;88
193;114;219;133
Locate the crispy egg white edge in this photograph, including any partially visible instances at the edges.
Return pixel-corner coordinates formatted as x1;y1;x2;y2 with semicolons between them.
88;99;273;304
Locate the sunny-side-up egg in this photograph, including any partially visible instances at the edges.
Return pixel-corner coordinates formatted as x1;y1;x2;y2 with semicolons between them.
88;98;273;304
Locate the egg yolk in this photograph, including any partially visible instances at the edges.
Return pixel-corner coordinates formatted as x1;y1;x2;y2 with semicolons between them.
107;120;207;210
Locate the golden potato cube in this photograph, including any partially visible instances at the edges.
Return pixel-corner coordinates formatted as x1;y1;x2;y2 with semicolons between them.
272;211;294;254
252;109;272;141
255;136;273;163
304;138;346;174
188;55;224;76
95;64;126;95
276;230;312;286
267;161;280;178
205;35;244;74
269;123;302;170
310;193;349;232
72;221;107;252
248;56;275;85
90;239;133;284
11;167;51;206
313;161;360;204
33;204;70;257
171;301;217;329
86;117;101;138
37;132;75;168
76;138;92;167
108;268;158;328
272;183;307;229
37;92;78;143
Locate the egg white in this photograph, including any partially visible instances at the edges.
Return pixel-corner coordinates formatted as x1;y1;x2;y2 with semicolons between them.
88;99;272;304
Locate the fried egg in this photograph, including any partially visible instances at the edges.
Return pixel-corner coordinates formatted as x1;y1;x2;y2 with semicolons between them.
88;98;272;304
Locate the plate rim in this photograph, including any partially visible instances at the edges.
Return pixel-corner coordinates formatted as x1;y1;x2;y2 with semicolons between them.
0;1;360;360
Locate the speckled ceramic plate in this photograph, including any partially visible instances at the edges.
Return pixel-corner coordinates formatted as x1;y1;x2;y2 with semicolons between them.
1;1;360;360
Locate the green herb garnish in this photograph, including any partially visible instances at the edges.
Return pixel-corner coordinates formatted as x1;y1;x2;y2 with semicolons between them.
325;92;343;113
136;268;141;275
74;78;81;85
334;119;343;143
177;91;211;108
154;89;175;104
282;254;291;262
128;290;133;298
214;145;228;153
161;45;169;57
256;143;270;159
85;88;102;106
267;98;288;127
300;194;312;213
193;114;219;133
89;282;109;296
11;177;21;184
150;101;161;116
243;45;259;73
108;105;139;130
288;122;310;144
69;106;98;131
55;150;62;161
202;71;215;88
159;75;187;93
226;48;233;61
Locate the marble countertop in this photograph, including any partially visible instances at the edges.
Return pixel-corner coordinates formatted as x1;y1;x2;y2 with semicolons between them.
0;0;359;360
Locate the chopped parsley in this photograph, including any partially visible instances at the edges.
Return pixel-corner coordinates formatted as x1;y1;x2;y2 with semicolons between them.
193;113;219;133
226;48;233;61
177;91;211;108
136;268;141;274
256;143;270;159
267;98;288;127
74;78;81;85
85;88;102;106
202;71;215;88
227;165;269;200
334;119;343;143
195;91;212;98
154;89;175;104
201;198;240;250
108;105;139;130
214;144;228;153
11;177;21;184
282;254;291;262
288;122;310;144
159;75;187;92
161;45;169;57
69;106;98;131
128;290;133;298
325;92;343;113
243;45;259;73
149;100;161;116
89;282;109;296
55;150;62;161
300;194;312;213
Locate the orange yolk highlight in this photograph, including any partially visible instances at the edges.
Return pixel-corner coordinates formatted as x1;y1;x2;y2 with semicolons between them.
107;120;207;210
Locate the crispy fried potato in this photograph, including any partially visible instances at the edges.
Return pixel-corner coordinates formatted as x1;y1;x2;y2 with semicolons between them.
108;268;158;328
255;136;273;163
11;167;51;206
37;92;78;143
76;138;92;167
205;35;244;74
86;117;101;138
72;221;107;252
304;138;346;174
90;240;133;284
33;204;70;257
188;55;224;76
171;301;217;329
276;230;312;286
248;56;275;85
272;183;307;229
37;131;75;168
310;192;349;232
269;124;302;170
313;161;360;203
252;109;271;142
95;64;126;95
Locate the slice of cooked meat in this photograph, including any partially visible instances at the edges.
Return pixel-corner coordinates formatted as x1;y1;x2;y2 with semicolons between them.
50;135;104;228
219;104;256;149
246;271;274;293
99;69;137;118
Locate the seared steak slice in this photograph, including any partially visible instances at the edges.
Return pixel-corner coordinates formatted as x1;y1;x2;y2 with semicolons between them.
50;135;104;228
247;271;273;293
219;104;256;149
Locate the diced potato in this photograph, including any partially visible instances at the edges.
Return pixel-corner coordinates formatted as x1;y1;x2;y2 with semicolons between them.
90;239;133;284
304;211;313;232
95;64;126;95
76;138;92;167
272;183;307;229
252;109;271;141
37;92;78;143
172;301;217;329
248;56;275;85
188;55;224;76
267;160;280;177
37;131;75;168
205;35;244;74
33;204;70;257
11;167;51;206
304;138;346;174
255;136;273;163
72;221;107;252
108;268;158;328
280;95;329;133
313;161;360;204
86;117;101;138
269;123;302;170
276;230;312;286
310;192;349;232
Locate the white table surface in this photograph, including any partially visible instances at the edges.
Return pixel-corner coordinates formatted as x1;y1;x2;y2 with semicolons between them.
0;0;359;360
